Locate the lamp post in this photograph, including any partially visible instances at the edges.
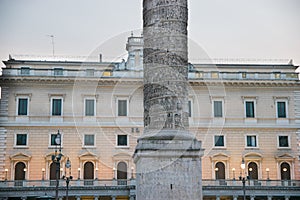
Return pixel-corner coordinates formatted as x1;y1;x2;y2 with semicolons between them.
266;168;270;180
5;169;8;181
62;158;72;200
113;167;116;179
249;167;253;180
232;168;236;180
95;167;98;180
42;168;45;180
215;167;219;180
51;130;62;200
239;158;246;200
131;167;134;179
23;168;27;180
77;168;81;180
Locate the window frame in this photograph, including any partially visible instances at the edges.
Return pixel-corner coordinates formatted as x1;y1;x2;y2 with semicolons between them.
83;134;96;148
117;98;129;117
14;133;28;148
277;135;290;149
20;67;30;75
51;97;63;116
211;72;219;79
116;134;129;148
53;68;64;76
245;135;258;148
244;100;256;118
48;132;64;148
86;69;95;77
276;100;288;119
214;135;226;148
16;96;29;116
84;98;96;117
213;100;224;118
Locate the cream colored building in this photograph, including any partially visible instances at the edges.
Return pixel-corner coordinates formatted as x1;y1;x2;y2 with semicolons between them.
0;35;300;200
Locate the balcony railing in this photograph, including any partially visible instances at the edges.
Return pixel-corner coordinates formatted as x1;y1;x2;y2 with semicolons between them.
1;179;299;188
0;179;132;188
2;68;299;81
1;179;300;198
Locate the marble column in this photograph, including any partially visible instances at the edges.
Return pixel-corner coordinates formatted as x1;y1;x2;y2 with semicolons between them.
133;0;203;199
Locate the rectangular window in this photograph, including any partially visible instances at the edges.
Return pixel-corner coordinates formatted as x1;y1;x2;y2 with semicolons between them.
286;73;298;79
50;133;63;146
278;136;289;147
84;135;95;146
214;135;225;147
18;98;28;115
86;69;95;77
21;67;30;75
50;134;57;146
102;71;112;77
118;100;127;116
117;135;128;146
54;68;63;76
246;135;257;147
195;72;203;78
245;101;255;118
274;73;281;79
52;99;62;116
16;134;27;146
188;100;192;117
213;101;223;117
211;72;219;79
277;102;287;118
242;72;247;79
85;99;95;116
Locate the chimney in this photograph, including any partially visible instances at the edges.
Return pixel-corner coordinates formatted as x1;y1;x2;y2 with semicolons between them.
99;54;103;63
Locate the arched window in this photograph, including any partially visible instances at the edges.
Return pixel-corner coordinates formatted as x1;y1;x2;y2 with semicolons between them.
14;162;26;187
215;162;225;180
84;162;94;180
15;162;26;180
50;162;57;180
84;162;94;185
117;162;127;180
248;162;258;180
281;162;291;180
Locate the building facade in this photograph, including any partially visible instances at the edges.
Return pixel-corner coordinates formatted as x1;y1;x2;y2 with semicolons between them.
0;35;300;200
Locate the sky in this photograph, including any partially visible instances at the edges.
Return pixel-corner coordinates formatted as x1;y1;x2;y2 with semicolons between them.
0;0;299;68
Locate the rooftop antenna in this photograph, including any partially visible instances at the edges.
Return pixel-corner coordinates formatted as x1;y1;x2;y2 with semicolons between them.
46;35;55;57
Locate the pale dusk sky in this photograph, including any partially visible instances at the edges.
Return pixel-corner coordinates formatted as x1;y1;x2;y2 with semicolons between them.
0;0;299;67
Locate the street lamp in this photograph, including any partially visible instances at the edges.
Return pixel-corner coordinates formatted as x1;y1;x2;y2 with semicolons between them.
51;130;62;200
62;158;72;200
77;168;81;180
239;158;246;200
